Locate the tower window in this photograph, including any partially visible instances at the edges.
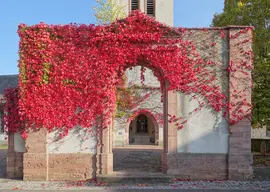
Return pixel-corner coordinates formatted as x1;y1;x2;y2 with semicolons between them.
131;0;139;11
146;0;155;17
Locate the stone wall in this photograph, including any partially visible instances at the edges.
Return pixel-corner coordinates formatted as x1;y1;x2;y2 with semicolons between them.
227;27;253;180
166;153;228;180
47;127;97;154
6;133;23;179
48;153;96;180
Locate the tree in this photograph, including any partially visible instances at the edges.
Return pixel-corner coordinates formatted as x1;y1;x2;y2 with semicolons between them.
212;0;270;128
92;0;127;25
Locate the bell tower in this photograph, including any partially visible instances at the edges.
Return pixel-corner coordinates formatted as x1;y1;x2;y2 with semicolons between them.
116;0;174;26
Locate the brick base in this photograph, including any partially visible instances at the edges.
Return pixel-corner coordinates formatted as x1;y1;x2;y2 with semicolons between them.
166;153;228;180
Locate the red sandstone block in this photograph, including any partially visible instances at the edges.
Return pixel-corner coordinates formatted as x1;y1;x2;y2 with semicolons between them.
25;143;47;153
24;174;47;181
24;161;47;169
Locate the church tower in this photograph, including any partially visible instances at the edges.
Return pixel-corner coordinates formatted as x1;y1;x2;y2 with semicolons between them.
116;0;174;26
115;0;174;87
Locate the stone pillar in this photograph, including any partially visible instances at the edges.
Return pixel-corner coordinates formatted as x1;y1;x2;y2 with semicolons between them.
23;128;48;181
228;119;253;180
96;118;113;175
6;133;23;178
162;80;178;174
228;27;253;180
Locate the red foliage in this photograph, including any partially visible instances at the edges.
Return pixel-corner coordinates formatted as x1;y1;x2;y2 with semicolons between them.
2;88;25;135
3;11;253;135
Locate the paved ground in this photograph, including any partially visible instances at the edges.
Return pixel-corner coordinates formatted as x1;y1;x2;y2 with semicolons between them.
1;148;270;191
0;179;270;191
0;149;7;178
113;146;162;172
0;190;269;192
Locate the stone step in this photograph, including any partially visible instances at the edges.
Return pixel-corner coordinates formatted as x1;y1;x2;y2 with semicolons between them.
97;171;173;184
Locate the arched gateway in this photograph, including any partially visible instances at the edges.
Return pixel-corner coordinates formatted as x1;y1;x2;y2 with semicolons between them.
4;11;253;181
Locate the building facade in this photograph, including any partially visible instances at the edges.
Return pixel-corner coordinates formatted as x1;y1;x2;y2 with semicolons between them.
3;0;254;181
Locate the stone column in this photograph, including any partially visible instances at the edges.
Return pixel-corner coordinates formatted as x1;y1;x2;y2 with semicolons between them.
162;80;178;174
23;128;48;181
6;133;23;178
228;27;253;180
96;118;113;175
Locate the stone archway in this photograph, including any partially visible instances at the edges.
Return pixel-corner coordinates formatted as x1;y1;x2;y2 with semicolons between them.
96;80;178;175
127;111;160;145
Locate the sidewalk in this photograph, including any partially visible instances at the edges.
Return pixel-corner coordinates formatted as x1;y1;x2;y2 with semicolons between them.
0;178;270;191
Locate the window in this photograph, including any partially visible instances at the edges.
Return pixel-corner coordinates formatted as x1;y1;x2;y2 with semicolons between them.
131;0;139;11
146;0;155;17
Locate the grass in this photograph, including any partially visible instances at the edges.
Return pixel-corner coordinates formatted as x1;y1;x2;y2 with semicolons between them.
0;144;8;149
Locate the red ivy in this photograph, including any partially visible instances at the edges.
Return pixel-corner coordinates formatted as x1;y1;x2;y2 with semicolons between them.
3;11;253;135
2;88;26;138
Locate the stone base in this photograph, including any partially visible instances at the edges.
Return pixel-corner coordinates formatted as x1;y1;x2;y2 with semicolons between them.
6;133;23;179
6;152;23;179
228;153;253;180
23;153;97;181
48;153;96;181
16;151;253;181
164;153;228;180
23;153;48;181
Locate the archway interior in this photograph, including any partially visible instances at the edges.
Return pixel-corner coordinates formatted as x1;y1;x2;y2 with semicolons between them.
129;113;157;145
112;65;163;173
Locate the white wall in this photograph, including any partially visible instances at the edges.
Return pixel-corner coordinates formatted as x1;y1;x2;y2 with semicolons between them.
48;126;97;154
252;126;270;140
126;67;160;87
155;0;173;26
177;93;229;153
14;133;26;152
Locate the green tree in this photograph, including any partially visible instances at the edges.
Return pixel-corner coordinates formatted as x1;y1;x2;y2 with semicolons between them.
212;0;270;128
92;0;127;25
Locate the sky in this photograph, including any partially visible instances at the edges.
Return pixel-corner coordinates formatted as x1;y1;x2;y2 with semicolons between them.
0;0;224;75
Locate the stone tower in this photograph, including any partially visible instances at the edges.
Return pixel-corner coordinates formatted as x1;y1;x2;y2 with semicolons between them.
116;0;174;26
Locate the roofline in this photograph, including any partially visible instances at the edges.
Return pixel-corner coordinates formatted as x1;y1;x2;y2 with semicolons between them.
184;26;254;30
0;74;18;77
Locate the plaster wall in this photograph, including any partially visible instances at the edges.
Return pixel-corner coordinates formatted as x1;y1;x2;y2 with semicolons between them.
47;126;97;154
126;67;160;87
0;111;7;142
0;134;6;141
177;30;230;154
14;133;26;152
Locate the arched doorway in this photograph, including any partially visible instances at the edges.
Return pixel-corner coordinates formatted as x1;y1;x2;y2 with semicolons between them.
129;113;159;145
97;65;178;175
